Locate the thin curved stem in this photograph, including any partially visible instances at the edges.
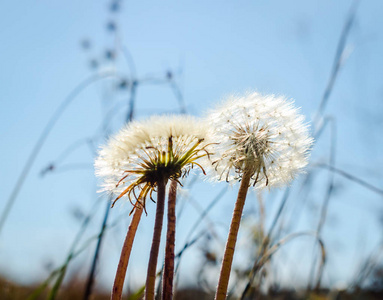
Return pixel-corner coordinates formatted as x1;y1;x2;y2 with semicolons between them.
83;199;111;300
112;206;143;300
145;180;167;300
240;232;325;299
121;45;137;80
84;68;137;299
313;0;359;132
162;180;178;300
315;163;383;196
169;81;186;114
215;169;252;300
127;81;138;122
0;72;118;237
174;187;227;276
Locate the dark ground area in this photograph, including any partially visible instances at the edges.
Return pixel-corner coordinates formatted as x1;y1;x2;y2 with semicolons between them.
1;276;382;300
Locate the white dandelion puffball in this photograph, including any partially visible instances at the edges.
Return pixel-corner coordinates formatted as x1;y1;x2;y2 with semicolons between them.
206;92;313;188
95;115;209;208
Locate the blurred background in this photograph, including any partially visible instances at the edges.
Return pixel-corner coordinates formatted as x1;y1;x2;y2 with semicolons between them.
1;0;382;299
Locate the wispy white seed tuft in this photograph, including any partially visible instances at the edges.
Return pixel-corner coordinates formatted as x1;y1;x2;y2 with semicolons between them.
95;115;209;209
205;92;313;188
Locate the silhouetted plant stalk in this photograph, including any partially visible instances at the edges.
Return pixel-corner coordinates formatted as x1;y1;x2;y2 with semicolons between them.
83;199;111;300
316;164;383;196
145;179;167;300
313;0;359;133
349;243;383;290
27;199;103;300
112;205;144;300
307;119;336;292
240;232;326;299
306;2;359;291
174;186;227;277
162;180;178;300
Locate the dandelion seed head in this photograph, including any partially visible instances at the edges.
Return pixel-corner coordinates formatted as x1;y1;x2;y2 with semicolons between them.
95;115;209;211
205;92;313;188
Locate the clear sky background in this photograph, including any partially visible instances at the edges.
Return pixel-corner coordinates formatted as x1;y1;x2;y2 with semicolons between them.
1;0;382;292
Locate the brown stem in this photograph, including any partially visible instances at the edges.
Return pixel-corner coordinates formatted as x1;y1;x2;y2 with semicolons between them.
162;180;177;300
145;180;167;300
215;169;252;300
111;206;143;300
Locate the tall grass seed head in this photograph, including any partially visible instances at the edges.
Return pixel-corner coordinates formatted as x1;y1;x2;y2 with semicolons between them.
95;115;210;214
205;92;313;188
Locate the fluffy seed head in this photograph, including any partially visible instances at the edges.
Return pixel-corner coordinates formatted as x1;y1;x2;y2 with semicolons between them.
205;92;313;188
95;115;210;213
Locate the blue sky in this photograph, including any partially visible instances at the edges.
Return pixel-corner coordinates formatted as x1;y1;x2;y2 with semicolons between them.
1;0;382;291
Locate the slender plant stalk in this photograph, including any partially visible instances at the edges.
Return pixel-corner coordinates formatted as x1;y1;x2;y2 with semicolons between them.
83;200;111;300
112;206;143;300
162;180;177;300
313;0;359;131
215;168;252;300
0;72;117;237
174;187;227;276
257;192;265;239
145;180;167;300
127;81;138;122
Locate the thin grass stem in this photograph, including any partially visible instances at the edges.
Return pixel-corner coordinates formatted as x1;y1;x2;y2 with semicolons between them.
0;72;118;237
83;199;111;300
313;0;359;132
240;232;325;299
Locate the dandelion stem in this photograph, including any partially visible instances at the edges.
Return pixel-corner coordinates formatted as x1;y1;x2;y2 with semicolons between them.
215;168;252;300
145;179;167;300
112;206;143;300
162;180;177;300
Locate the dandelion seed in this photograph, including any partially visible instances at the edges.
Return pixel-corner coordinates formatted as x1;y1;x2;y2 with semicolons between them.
206;92;313;188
